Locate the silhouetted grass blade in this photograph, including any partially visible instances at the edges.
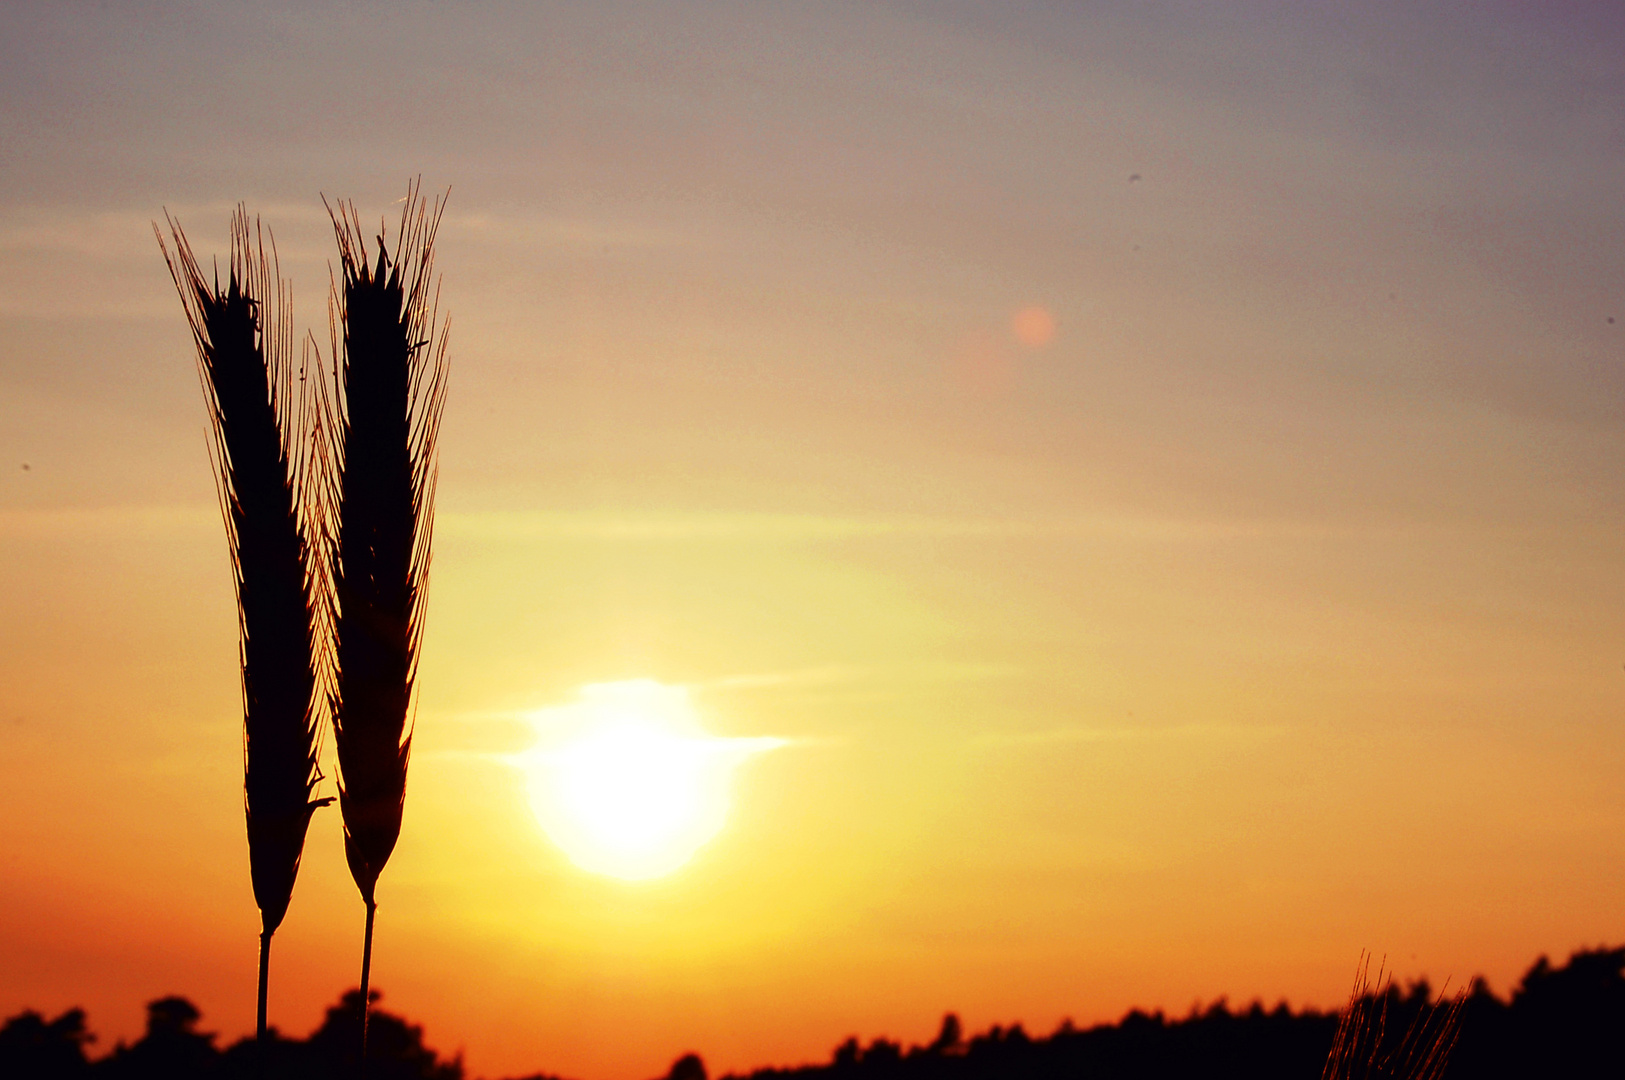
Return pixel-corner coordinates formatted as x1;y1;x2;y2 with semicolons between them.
1322;953;1464;1080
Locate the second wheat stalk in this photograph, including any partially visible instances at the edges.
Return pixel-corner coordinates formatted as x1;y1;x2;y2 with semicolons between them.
323;183;450;1073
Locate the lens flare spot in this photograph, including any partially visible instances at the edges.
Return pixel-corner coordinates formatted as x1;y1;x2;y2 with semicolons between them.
1012;305;1057;348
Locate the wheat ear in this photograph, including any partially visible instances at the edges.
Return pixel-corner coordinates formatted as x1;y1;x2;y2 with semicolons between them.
322;181;449;1071
155;207;331;1042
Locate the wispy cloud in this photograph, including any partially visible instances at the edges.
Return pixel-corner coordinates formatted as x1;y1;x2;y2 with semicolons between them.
0;203;333;320
0;503;1517;549
0;203;330;258
0;506;216;539
435;508;1349;544
438;510;898;541
697;661;1020;691
968;722;1287;747
440;211;700;255
697;666;868;690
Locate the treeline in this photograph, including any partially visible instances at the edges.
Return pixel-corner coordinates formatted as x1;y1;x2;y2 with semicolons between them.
728;946;1624;1080
0;990;479;1080
3;946;1621;1079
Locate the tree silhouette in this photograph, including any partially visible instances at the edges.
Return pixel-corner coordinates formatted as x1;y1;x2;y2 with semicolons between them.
0;1007;92;1078
665;1053;709;1080
98;998;218;1079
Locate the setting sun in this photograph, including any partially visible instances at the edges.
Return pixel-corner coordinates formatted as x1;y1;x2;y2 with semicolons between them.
517;681;783;880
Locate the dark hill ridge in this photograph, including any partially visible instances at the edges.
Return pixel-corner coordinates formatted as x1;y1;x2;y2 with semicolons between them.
3;946;1621;1079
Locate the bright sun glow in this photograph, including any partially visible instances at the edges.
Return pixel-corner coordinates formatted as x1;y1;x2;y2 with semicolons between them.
518;680;783;880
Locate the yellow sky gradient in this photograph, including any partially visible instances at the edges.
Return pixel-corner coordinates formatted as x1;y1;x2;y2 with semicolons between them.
3;2;1625;1077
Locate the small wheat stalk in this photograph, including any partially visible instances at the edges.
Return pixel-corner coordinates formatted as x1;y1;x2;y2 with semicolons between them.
155;207;332;1044
321;181;449;1072
1322;952;1466;1080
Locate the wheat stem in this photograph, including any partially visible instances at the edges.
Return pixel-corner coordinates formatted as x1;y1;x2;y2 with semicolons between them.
358;898;377;1072
256;930;272;1042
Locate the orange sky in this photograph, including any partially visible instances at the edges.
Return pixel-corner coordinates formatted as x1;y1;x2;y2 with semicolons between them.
3;3;1625;1077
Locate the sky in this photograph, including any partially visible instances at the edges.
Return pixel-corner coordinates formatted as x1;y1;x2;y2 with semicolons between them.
3;1;1625;1076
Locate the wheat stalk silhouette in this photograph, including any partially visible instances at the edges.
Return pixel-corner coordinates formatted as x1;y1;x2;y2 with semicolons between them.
320;181;450;1071
156;207;332;1044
